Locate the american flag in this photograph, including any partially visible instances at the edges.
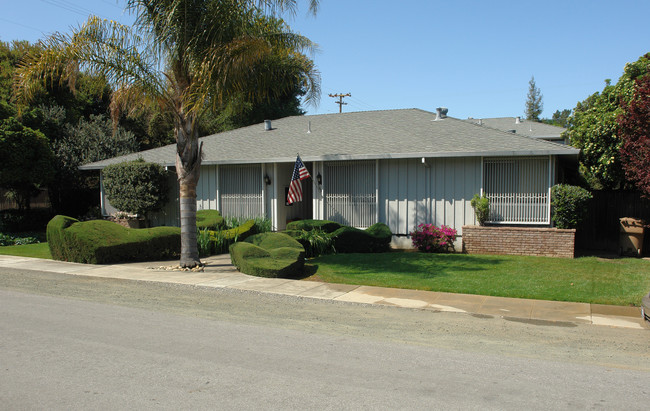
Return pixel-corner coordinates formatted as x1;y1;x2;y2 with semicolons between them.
287;155;311;204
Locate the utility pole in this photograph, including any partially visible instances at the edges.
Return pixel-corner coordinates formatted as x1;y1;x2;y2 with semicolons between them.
329;93;351;113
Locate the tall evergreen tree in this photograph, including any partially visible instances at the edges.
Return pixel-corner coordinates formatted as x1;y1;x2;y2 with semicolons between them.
525;76;543;121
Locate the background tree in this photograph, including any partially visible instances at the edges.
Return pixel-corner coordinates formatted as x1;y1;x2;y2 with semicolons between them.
1;40;143;217
51;114;140;214
15;0;320;267
542;109;571;128
0;118;55;211
525;76;543;121
618;74;650;198
565;53;650;190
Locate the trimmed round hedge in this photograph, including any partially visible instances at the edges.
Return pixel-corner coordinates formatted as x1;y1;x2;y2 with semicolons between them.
47;215;181;264
331;223;392;253
230;232;305;278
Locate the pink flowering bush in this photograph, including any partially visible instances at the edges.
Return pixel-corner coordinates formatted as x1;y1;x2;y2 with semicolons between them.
410;224;457;253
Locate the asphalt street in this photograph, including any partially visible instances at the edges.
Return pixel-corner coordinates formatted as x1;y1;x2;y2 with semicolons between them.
1;268;649;410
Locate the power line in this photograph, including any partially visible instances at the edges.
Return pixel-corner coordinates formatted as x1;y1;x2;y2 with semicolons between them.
328;92;351;113
347;95;378;112
39;0;91;17
0;17;45;36
38;0;114;19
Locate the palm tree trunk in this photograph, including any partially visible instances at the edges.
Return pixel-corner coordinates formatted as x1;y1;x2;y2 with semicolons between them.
175;113;202;268
179;175;200;267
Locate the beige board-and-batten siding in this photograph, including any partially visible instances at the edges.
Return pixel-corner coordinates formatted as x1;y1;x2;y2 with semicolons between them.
182;156;554;237
379;157;481;235
462;226;576;258
193;158;482;234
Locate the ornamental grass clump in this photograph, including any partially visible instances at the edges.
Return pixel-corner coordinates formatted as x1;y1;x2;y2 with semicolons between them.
410;224;457;253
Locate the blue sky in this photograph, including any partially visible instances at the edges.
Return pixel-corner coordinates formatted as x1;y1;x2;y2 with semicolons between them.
2;0;649;119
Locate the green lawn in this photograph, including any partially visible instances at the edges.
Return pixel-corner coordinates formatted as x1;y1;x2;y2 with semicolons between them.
2;242;649;306
306;252;650;306
0;243;52;259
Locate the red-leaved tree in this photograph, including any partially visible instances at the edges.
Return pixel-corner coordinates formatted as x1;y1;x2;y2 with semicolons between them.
618;74;650;198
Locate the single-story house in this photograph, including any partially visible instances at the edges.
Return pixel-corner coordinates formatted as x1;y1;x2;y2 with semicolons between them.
80;108;579;245
464;116;567;144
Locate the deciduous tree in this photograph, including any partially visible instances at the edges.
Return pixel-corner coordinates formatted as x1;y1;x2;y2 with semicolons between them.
618;74;650;198
0;118;55;211
565;53;650;189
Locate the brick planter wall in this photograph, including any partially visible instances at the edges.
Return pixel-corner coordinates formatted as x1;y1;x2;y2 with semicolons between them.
462;226;576;258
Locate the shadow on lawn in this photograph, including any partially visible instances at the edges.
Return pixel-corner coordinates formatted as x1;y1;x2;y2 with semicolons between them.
304;251;507;280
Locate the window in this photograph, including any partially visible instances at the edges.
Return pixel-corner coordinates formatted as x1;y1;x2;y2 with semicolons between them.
219;164;263;218
324;160;376;228
483;157;550;224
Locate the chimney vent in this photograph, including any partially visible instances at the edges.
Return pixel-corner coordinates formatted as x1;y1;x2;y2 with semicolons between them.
478;119;483;126
434;107;448;121
515;116;521;124
264;120;272;131
307;121;312;134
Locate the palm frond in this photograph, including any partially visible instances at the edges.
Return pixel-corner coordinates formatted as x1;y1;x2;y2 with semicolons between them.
14;16;166;116
255;0;319;17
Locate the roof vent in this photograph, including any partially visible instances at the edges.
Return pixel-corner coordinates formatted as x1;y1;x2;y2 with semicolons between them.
507;129;516;134
264;119;272;131
478;119;483;126
307;121;311;134
434;107;448;121
515;116;521;124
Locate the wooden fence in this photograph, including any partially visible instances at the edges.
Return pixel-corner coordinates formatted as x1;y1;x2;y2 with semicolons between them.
0;188;51;211
576;190;650;255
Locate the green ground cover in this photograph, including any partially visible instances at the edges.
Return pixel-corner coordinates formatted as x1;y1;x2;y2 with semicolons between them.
0;242;52;259
306;252;650;306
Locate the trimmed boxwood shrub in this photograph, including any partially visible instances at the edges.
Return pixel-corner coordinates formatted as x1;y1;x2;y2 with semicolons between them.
551;184;593;229
46;215;77;261
230;232;305;278
330;222;392;253
365;222;393;251
47;215;181;264
286;219;342;233
196;209;224;230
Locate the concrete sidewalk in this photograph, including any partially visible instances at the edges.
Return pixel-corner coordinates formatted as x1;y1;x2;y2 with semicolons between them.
0;254;646;330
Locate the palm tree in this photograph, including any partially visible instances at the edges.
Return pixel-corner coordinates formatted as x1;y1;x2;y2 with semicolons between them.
14;0;320;267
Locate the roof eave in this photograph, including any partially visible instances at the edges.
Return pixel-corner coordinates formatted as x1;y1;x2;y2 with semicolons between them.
199;149;581;165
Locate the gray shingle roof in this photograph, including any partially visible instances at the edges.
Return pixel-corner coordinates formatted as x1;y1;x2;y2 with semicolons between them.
80;109;579;170
463;116;567;139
